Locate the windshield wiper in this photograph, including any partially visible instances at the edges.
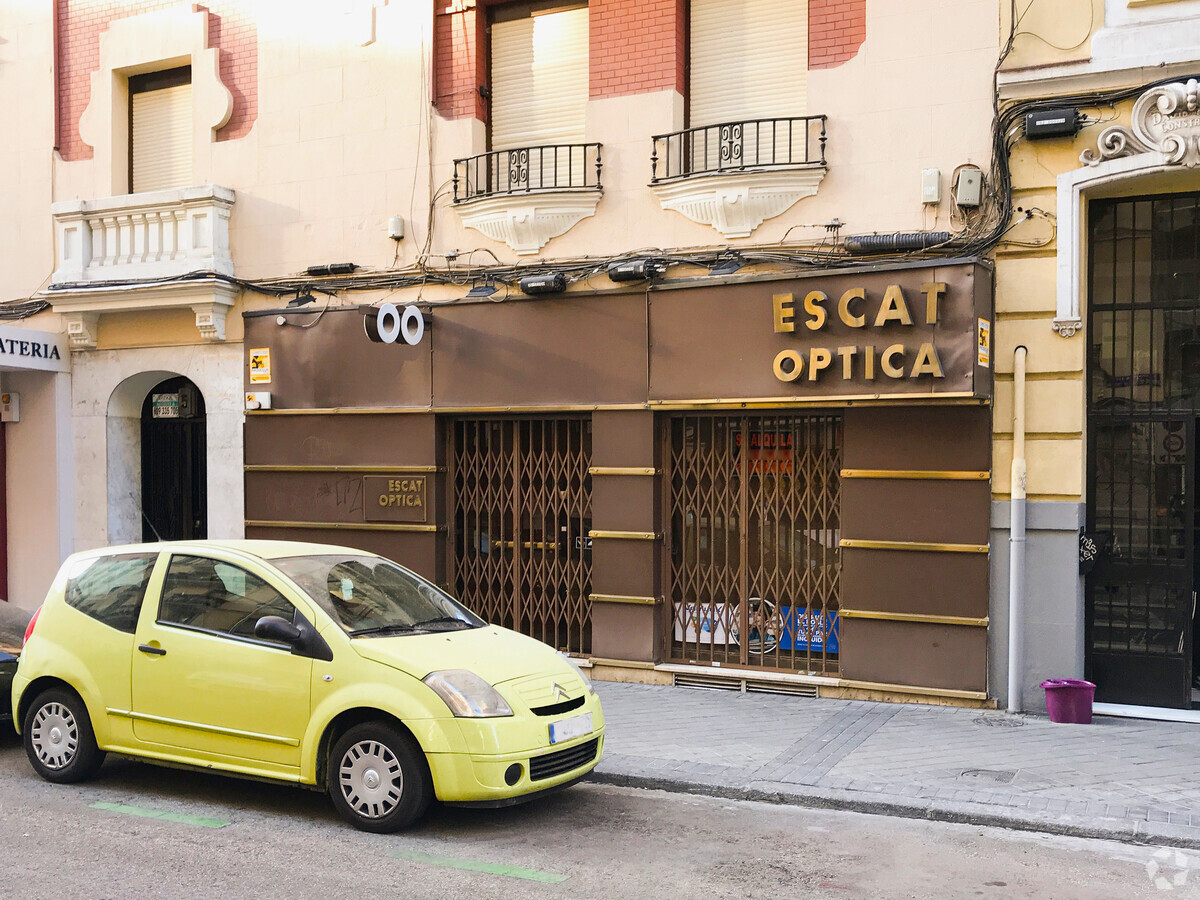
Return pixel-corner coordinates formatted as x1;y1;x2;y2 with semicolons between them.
349;623;421;637
411;616;475;630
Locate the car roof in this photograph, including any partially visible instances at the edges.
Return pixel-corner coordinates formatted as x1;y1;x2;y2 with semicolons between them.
78;539;370;562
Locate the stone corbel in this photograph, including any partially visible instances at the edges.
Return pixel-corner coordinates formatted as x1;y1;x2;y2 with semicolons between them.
455;192;602;255
65;313;100;350
193;303;228;341
649;168;826;239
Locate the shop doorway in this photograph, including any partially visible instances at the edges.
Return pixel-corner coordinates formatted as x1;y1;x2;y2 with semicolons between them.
665;414;842;674
140;376;206;541
449;417;592;654
1086;193;1200;710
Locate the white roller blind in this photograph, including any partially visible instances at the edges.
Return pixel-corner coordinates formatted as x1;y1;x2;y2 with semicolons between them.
490;6;589;150
131;82;193;194
689;0;807;126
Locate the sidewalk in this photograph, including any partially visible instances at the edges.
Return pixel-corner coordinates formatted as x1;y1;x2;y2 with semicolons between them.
588;681;1200;848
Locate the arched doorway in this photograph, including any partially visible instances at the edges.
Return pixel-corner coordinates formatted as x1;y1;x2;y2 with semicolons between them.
140;375;206;541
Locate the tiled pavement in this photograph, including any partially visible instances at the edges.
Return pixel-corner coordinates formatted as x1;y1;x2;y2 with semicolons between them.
588;681;1200;848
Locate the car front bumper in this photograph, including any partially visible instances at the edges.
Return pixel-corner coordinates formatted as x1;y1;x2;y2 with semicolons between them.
427;728;605;804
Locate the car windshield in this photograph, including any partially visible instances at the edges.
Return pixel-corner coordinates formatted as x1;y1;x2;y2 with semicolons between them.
271;554;484;636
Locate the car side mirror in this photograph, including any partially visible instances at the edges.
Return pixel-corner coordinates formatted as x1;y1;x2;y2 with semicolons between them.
255;615;302;644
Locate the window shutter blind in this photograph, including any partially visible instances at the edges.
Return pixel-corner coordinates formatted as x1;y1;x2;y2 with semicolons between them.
490;6;589;150
131;82;193;193
689;0;807;127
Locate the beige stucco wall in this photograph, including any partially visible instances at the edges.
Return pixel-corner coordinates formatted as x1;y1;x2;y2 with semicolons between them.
45;0;1000;303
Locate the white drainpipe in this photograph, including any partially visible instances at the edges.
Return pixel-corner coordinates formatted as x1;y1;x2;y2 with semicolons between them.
1008;345;1028;713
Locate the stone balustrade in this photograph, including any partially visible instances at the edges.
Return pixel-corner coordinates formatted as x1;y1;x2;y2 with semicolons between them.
51;184;235;284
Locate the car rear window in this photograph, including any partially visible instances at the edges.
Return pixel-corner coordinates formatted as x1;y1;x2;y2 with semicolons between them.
64;553;158;634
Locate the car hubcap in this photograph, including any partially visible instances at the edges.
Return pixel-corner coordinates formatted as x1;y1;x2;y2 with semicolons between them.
31;702;78;770
339;740;402;819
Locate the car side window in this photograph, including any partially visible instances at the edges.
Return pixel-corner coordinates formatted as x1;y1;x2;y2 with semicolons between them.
64;553;158;634
158;555;297;643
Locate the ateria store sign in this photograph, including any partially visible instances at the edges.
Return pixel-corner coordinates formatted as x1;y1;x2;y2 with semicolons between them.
0;323;69;373
646;259;993;404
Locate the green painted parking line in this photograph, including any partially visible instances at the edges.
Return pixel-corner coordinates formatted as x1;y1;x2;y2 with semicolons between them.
90;801;229;829
388;849;567;884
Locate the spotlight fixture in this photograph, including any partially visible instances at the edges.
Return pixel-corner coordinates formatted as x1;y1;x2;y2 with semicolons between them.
607;259;665;282
287;290;316;307
465;283;499;298
305;262;359;276
519;272;567;294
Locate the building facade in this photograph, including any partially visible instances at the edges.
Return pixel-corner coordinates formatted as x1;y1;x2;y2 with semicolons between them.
995;0;1200;718
2;0;1017;704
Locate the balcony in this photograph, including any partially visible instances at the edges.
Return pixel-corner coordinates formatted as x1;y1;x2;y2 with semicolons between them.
47;185;237;348
452;144;603;255
649;116;827;239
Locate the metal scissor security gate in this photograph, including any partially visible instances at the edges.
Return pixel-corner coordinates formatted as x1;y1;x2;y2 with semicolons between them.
667;414;841;674
450;418;593;654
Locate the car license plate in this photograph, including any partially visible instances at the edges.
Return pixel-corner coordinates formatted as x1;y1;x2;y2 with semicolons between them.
549;712;592;744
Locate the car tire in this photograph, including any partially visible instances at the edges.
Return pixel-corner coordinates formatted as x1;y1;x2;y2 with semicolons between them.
328;721;432;833
22;687;105;784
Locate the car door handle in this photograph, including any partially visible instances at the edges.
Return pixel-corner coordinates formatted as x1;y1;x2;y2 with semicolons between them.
137;644;167;656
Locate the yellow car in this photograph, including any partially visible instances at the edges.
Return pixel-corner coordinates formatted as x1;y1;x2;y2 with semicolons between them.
13;540;604;832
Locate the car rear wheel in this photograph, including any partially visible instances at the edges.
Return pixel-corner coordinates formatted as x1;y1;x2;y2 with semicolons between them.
328;721;432;833
23;688;105;784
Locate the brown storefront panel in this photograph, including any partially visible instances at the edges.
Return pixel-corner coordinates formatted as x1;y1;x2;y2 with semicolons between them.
838;403;991;689
450;418;593;654
244;308;432;410
433;298;649;408
841;479;990;547
843;406;991;471
246;470;433;526
245;414;438;468
649;264;990;403
839;618;988;692
839;547;989;619
592;477;657;534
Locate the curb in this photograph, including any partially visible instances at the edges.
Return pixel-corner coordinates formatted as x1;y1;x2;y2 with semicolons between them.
586;770;1200;851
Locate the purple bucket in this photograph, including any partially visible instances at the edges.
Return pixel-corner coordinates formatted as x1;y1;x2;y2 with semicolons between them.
1041;678;1096;724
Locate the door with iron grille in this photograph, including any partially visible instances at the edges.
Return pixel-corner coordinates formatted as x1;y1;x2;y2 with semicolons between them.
450;418;592;654
1087;194;1199;709
666;414;841;674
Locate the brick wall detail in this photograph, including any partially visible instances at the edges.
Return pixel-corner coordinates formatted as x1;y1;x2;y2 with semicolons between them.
56;0;258;161
808;0;866;70
433;2;487;120
590;0;685;99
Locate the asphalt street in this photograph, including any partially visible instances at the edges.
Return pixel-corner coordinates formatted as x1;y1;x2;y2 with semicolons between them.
0;725;1198;899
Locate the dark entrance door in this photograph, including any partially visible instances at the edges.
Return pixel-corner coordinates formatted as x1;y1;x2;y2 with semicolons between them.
1086;195;1200;709
140;376;206;541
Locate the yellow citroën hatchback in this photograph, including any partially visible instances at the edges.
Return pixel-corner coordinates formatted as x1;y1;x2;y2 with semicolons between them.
13;541;604;832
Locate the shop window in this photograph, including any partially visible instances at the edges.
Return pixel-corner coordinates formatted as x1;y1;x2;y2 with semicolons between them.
129;67;193;194
489;2;589;151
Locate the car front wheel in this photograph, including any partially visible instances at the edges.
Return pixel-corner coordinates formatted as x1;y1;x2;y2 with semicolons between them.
22;688;105;784
328;721;432;833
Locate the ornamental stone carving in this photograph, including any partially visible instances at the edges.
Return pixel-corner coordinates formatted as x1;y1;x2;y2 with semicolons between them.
1082;79;1200;167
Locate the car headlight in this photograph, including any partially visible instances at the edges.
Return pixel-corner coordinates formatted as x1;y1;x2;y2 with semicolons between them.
423;670;513;718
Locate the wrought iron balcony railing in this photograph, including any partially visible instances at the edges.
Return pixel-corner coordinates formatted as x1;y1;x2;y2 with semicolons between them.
650;116;826;183
454;143;603;202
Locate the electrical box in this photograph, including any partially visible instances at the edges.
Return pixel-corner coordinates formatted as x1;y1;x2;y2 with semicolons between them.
388;216;405;240
245;392;272;411
1024;108;1082;141
955;167;983;208
921;168;941;205
0;393;18;423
